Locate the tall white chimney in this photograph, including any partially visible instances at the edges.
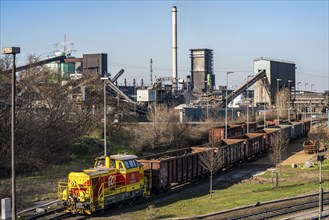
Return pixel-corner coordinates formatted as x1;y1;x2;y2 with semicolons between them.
172;6;178;92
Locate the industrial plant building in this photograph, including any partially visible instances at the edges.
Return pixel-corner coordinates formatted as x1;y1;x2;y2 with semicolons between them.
83;53;108;76
253;58;296;106
190;49;214;93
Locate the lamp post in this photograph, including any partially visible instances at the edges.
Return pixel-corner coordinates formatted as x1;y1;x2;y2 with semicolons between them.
317;155;324;219
305;83;308;120
231;85;234;121
262;76;267;128
100;76;109;156
246;75;253;133
296;82;301;117
288;80;292;122
155;77;157;122
206;73;211;120
2;47;20;220
297;81;301;91
311;84;314;115
225;71;234;138
276;78;282;126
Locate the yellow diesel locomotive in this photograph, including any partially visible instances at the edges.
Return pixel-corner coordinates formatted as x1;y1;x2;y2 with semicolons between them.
58;155;151;214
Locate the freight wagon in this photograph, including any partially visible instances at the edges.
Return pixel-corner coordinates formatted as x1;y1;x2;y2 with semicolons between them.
278;124;293;141
217;139;245;167
231;122;258;133
137;147;208;194
301;120;311;135
289;122;303;139
208;125;243;142
228;133;266;159
252;128;281;148
208;122;257;142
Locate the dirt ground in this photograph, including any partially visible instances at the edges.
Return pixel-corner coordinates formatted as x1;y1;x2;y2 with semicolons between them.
253;137;319;167
281;137;317;166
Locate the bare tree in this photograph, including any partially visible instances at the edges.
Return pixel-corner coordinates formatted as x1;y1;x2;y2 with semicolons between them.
132;104;190;151
268;132;289;189
0;55;105;176
199;142;223;198
308;127;329;151
276;87;290;120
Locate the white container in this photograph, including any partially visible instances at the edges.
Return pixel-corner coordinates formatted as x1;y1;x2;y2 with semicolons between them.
1;198;11;220
137;89;155;102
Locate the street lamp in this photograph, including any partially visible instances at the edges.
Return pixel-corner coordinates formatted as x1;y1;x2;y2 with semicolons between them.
305;83;308;120
231;86;234;121
288;80;292;122
276;78;282;126
262;76;267;128
225;71;234;139
154;76;158;123
246;75;253;133
2;46;20;220
317;155;324;219
206;73;211;120
311;84;314;114
297;81;301;91
100;76;109;156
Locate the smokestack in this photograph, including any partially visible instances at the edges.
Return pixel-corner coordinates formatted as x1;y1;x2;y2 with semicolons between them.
172;6;178;92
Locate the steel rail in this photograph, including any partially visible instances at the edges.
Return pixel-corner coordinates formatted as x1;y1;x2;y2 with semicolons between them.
230;198;329;220
175;191;329;220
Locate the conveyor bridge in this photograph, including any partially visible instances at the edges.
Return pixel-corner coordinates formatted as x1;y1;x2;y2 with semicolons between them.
214;70;266;108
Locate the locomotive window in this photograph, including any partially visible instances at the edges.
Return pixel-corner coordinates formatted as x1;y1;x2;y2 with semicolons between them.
124;161;130;169
97;159;105;167
128;160;137;168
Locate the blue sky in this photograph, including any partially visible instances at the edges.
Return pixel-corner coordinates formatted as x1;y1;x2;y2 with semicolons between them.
1;0;328;92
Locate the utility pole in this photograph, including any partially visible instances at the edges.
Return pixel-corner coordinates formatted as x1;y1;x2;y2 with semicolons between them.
317;155;324;219
304;83;308;120
288;80;292;122
2;47;20;220
150;58;153;85
246;75;253;133
225;72;234;138
263;77;267;128
101;76;108;156
276;79;282;126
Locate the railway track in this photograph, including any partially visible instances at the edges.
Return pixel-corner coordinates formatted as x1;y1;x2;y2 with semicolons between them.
186;192;329;220
230;198;329;220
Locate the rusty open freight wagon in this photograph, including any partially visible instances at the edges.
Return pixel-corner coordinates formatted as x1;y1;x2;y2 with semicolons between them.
208;122;257;142
137;147;209;194
228;133;267;159
253;128;281;148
